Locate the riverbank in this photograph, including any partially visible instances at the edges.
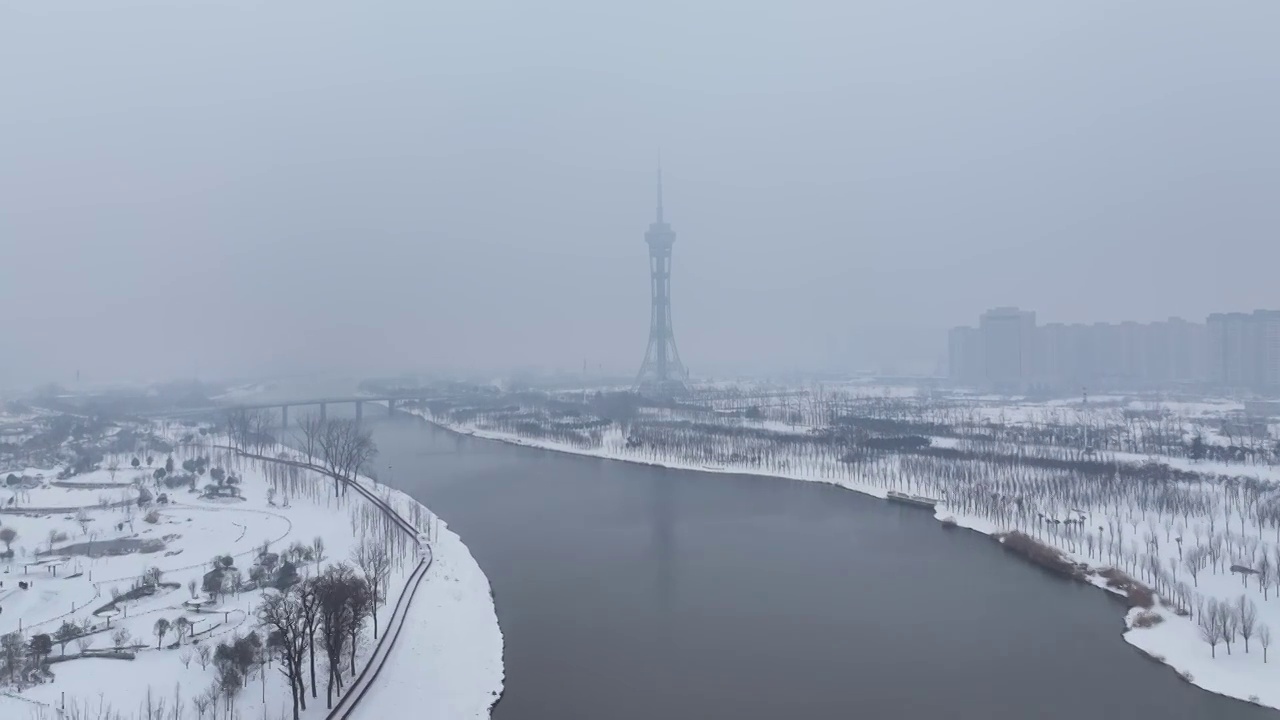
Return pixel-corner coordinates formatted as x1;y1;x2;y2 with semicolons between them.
254;441;506;720
406;408;1278;712
4;426;503;720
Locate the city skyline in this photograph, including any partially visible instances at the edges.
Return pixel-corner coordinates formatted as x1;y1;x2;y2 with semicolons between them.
949;305;1280;394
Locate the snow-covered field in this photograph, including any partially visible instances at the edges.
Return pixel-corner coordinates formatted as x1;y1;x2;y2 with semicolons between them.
1;423;502;720
408;390;1280;711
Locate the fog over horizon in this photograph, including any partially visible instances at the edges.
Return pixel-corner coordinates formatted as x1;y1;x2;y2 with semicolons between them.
2;1;1277;389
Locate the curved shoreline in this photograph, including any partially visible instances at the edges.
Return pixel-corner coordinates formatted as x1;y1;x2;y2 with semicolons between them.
232;444;506;720
267;445;506;712
411;411;1277;714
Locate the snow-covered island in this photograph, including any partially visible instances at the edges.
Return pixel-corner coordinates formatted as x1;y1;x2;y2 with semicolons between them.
398;382;1280;710
0;412;502;720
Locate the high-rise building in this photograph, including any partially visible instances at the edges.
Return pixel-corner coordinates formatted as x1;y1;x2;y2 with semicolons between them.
950;308;1278;393
1166;317;1205;383
1259;311;1280;390
948;326;983;385
1207;312;1252;388
978;307;1036;390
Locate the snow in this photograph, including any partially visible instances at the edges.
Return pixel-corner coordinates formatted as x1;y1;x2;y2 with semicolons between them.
406;397;1280;712
4;424;502;720
353;520;503;720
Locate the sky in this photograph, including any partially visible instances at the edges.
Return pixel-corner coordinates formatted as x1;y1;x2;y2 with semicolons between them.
2;1;1278;388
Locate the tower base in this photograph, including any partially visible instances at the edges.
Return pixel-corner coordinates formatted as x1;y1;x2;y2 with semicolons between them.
637;377;688;398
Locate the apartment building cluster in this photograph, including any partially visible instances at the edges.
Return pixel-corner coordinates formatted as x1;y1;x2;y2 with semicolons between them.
948;307;1280;394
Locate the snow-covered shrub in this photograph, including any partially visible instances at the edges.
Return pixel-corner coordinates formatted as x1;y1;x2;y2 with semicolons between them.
999;532;1085;580
1132;611;1164;629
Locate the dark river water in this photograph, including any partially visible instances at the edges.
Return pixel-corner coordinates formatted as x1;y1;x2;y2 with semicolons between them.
361;413;1274;720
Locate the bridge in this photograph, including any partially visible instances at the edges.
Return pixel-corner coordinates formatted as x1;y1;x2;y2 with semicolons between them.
154;393;429;426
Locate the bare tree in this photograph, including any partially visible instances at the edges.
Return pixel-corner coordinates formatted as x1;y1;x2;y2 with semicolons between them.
180;647;194;668
205;685;220;720
345;577;373;676
1219;601;1239;655
1238;595;1258;653
1200;600;1223;658
315;564;362;708
295;413;325;463
248;410;277;453
259;590;308;720
74;634;95;655
1260;554;1273;600
353;539;392;638
112;627;132;650
2;632;25;682
225;409;253;452
312;536;326;574
1260;624;1272;663
170;682;185;720
196;643;213;670
219;666;243;719
297;578;323;699
318;420;377;496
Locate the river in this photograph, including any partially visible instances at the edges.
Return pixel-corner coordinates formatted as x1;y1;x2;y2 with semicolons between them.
358;412;1273;719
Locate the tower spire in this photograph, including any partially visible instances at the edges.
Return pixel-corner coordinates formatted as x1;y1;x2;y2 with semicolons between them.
656;157;664;223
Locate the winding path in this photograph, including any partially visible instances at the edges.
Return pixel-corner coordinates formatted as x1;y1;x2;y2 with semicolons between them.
228;447;430;720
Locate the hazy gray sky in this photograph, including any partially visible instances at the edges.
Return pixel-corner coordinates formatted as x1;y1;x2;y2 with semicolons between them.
2;1;1277;386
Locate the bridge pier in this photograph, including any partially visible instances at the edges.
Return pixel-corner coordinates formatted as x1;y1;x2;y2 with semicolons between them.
319;403;327;421
355;401;363;422
387;398;396;415
280;405;289;428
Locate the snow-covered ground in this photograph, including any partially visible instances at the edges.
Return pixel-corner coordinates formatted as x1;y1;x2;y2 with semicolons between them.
408;397;1280;711
2;423;502;720
352;520;503;719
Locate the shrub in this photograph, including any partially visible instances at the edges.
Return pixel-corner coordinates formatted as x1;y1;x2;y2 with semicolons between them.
144;510;161;524
940;517;958;529
1132;611;1163;629
1098;568;1155;609
1181;671;1193;682
999;532;1085;580
1128;585;1155;609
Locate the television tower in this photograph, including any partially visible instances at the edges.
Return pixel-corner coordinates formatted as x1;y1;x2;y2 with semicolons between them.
636;165;688;393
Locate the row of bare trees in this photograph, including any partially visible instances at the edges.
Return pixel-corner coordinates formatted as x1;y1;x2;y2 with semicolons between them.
1198;595;1271;660
293;415;377;497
